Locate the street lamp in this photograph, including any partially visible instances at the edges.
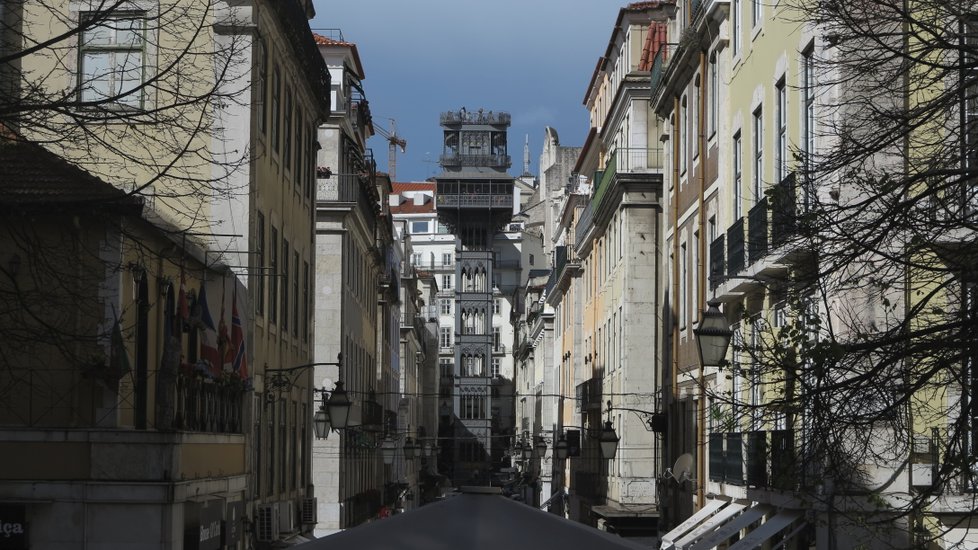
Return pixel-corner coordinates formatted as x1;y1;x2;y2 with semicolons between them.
534;437;547;458
313;390;331;440
521;438;533;460
381;436;398;465
554;435;569;461
599;421;620;460
403;436;419;460
326;380;352;429
694;300;733;367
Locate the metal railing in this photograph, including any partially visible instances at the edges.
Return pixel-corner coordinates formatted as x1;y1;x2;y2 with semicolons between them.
574;202;595;248
174;375;244;434
771;172;798;248
440;110;511;125
438;194;514;209
317;173;360;202
726;218;745;276
439;153;512;169
709;235;725;290
746;430;768;487
747;198;768;264
650;44;672;98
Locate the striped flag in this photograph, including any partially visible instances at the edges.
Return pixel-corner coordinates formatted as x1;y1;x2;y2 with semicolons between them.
231;289;249;380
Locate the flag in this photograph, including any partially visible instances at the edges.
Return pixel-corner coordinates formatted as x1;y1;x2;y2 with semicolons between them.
231;288;249;380
177;269;190;327
198;281;221;378
109;314;132;380
218;278;233;374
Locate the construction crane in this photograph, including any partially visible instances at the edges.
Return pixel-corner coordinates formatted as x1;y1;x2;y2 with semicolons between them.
375;118;407;181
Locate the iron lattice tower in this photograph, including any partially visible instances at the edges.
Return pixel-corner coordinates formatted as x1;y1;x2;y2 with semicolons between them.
435;108;513;484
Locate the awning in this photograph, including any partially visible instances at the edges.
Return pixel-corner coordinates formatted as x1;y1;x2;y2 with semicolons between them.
726;509;803;550
687;504;773;550
660;499;727;549
673;502;745;549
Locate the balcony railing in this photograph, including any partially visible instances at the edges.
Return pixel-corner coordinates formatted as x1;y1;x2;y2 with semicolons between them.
174;375;244;434
438;194;513;209
439;153;512;169
650;44;672;98
770;429;795;491
709;234;725;290
574;203;595;248
726;217;745;276
440;110;511;126
746;430;768;487
317;173;360;202
771;172;798;248
747;198;768;265
592;148;665;212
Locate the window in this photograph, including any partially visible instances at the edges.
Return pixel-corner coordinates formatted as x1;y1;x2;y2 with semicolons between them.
680;242;688;328
255;212;265;316
802;44;815;211
494;298;501;315
442;274;453;290
411;221;428;234
442;252;452;266
412;253;421;266
272;66;281;154
270;226;278;324
440;327;452;348
441;299;452;316
693;84;701;158
78;14;145;108
753;107;764;203
440;358;454;378
284;87;293;171
282;240;289;333
492;358;501;378
732;0;742;56
493;326;501;350
680;95;688;174
776;78;787;183
292;252;300;337
302;261;310;342
529;254;535;266
734;132;743;219
751;0;761;28
709;53;718;137
294;106;303;184
256;39;267;133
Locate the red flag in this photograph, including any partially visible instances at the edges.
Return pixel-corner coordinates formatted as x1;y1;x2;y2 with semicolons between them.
177;270;190;323
231;289;249;380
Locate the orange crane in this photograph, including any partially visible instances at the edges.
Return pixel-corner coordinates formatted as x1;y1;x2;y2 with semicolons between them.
375;118;407;181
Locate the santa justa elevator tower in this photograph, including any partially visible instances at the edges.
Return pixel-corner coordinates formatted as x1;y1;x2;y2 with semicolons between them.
435;108;514;484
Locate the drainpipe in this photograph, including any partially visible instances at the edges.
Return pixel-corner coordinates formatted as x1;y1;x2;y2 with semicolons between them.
670;94;682;517
696;50;708;510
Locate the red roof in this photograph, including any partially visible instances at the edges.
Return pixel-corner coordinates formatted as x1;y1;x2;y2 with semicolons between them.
312;33;353;47
392;182;435;192
390;201;435;215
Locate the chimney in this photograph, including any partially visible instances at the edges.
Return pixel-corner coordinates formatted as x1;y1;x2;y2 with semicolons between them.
413;194;424;206
389;194;401;207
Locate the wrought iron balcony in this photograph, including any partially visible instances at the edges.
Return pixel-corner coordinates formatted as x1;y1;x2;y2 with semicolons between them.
174;374;244;434
746;430;768;487
574;203;595;248
317;173;360;202
770;429;795;491
438;153;512;169
438;193;513;209
771;172;798;248
726;217;745;276
709;234;725;290
649;44;673;99
747;198;768;264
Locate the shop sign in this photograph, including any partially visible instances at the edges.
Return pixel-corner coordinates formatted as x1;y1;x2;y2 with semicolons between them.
184;500;223;550
0;505;27;550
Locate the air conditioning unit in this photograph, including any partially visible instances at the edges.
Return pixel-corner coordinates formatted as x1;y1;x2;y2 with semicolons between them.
279;500;295;533
301;497;318;525
256;503;280;543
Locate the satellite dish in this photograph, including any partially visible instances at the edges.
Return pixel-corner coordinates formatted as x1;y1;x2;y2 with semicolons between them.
673;453;694;480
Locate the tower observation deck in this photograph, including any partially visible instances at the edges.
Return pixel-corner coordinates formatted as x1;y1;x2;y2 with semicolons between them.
435;108;514;484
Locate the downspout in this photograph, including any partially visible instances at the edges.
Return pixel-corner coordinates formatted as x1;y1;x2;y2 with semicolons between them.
696;50;708;509
670;94;682;514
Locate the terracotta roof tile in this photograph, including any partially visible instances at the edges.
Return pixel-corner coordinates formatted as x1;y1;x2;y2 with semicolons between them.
312;33;354;47
0;140;136;206
392;182;436;192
